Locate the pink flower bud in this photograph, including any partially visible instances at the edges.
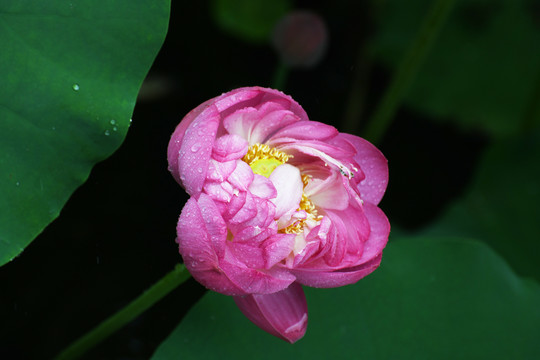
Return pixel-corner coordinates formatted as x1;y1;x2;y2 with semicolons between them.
272;11;329;68
168;87;389;341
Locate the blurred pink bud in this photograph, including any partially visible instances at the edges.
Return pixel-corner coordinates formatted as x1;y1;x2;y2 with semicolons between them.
234;282;308;343
272;10;329;68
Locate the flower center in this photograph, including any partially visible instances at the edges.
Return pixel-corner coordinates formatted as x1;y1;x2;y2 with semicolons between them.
281;174;322;234
243;143;322;234
243;143;291;177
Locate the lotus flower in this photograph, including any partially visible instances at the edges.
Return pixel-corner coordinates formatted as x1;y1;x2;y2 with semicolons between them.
167;87;389;343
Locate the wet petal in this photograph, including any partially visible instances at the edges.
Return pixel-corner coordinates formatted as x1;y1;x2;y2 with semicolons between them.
213;134;249;162
268;164;303;222
177;195;245;295
249;174;278;200
269;120;338;142
233;282;307;343
339;133;389;205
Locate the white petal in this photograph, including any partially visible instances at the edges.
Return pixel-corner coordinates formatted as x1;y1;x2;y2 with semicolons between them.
269;164;303;222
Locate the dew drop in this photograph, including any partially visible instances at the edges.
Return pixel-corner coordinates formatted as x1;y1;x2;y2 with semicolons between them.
104;130;110;136
113;126;118;132
197;167;203;173
110;119;116;125
72;84;80;91
191;143;201;152
15;182;20;186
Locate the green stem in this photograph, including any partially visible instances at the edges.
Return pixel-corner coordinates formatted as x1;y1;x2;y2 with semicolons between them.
522;66;540;133
272;62;289;91
363;0;457;144
55;264;191;360
342;45;371;134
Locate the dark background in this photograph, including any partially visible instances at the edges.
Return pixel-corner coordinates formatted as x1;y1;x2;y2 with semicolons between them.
0;1;486;359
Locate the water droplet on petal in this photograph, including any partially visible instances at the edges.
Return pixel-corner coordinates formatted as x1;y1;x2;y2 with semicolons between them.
191;143;201;152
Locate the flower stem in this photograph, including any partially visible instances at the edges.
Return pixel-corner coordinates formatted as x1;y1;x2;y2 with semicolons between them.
522;66;540;133
55;264;191;360
363;0;457;144
272;62;290;91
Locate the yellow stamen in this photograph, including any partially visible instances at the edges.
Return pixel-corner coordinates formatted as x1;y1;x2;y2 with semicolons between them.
243;144;322;234
243;143;291;165
243;143;292;178
281;177;322;234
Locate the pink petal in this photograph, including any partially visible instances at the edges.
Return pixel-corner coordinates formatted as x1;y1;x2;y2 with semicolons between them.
177;195;245;295
269;164;303;222
206;159;237;182
233;282;308;343
203;181;233;203
269;120;338;142
167;97;216;184
249;174;278;200
275;139;357;179
223;104;300;145
248;103;300;144
219;256;296;294
222;107;258;142
357;202;390;263
177;105;221;195
228;191;258;225
229;242;266;269
292;254;382;288
212;134;249;162
339;133;388;205
305;167;349;210
227;161;254;192
263;233;296;269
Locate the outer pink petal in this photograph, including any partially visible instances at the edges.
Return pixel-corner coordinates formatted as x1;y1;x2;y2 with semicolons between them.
339;133;389;205
223;104;299;145
213;87;308;121
292;254;382;288
220;255;296;294
177;195;245;295
167;97;215;184
176;105;221;195
357;202;390;263
233;282;308;343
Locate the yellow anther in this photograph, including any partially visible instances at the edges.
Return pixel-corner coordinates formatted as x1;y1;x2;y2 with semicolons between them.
242;143;291;165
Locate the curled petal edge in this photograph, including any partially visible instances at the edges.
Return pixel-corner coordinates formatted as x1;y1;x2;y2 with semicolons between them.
233;282;308;343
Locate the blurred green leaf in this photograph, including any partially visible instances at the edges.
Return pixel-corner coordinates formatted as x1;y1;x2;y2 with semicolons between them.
152;237;540;360
371;0;540;136
0;1;170;266
211;0;291;43
422;131;540;281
